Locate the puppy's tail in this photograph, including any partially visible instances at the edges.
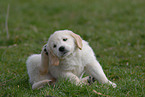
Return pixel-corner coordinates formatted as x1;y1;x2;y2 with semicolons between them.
32;80;52;90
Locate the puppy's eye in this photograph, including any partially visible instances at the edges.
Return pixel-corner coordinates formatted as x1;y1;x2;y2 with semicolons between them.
63;38;67;41
53;44;57;48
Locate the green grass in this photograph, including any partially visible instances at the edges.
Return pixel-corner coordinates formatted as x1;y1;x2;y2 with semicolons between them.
0;0;145;96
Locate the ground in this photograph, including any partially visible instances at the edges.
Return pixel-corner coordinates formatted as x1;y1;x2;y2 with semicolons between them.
0;0;144;96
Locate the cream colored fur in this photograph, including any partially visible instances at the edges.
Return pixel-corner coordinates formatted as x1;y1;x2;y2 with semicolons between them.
26;30;117;89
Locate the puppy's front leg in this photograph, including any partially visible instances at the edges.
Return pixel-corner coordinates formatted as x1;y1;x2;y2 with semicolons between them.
85;60;117;88
62;72;84;85
39;44;49;74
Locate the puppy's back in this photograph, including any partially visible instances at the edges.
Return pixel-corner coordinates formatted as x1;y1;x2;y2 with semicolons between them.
26;54;41;84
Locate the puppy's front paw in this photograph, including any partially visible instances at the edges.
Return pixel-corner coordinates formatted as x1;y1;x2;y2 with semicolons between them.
112;83;117;88
88;76;96;85
108;81;117;88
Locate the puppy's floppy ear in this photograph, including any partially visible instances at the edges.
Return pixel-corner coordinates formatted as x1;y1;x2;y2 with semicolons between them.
48;50;59;66
70;32;83;50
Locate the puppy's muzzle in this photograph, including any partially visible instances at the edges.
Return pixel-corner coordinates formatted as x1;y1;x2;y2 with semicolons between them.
59;46;69;56
59;46;65;52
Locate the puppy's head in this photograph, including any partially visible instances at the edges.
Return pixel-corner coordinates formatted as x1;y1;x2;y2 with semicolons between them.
46;30;83;66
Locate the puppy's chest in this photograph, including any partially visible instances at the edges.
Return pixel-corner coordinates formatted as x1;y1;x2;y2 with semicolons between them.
60;57;84;75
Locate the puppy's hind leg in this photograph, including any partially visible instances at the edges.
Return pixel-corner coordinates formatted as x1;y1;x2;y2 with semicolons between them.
26;54;51;89
39;44;49;74
32;80;52;90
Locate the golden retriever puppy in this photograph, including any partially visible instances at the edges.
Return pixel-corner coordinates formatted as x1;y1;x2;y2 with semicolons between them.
26;30;117;89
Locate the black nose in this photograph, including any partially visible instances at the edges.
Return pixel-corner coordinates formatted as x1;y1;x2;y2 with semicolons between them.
59;46;65;52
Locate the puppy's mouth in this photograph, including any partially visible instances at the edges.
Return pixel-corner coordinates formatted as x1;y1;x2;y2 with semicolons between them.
58;50;70;58
61;50;69;56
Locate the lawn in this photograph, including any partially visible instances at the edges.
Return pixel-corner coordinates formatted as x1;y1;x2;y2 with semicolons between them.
0;0;145;96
